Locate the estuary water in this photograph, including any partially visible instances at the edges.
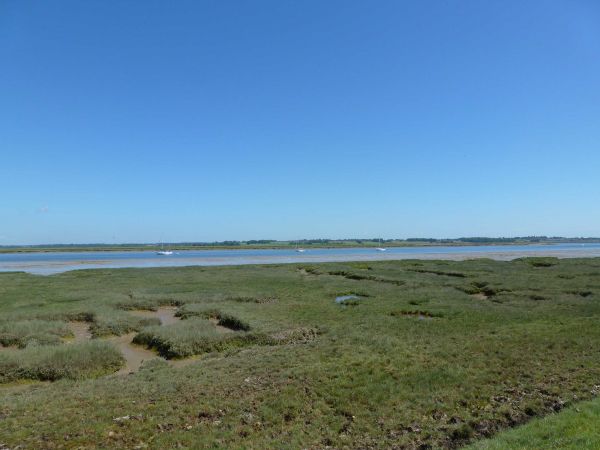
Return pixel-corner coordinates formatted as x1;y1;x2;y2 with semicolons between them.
1;243;600;275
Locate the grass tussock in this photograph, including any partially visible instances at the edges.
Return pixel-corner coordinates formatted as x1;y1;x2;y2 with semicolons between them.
133;318;265;358
0;341;123;382
0;320;71;348
518;257;559;267
269;327;319;344
457;281;507;298
175;305;251;331
88;311;160;337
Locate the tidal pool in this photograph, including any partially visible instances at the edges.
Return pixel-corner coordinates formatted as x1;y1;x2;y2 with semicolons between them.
335;295;361;304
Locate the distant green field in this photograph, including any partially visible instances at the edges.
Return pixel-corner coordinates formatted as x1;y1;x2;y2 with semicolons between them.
1;258;599;448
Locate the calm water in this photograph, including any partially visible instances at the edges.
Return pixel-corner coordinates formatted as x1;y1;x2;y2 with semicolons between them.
1;243;600;275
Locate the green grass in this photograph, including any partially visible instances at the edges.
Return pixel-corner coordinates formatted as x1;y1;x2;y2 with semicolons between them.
133;318;265;358
0;319;71;348
0;258;600;448
0;340;123;382
89;310;160;337
175;304;252;330
467;396;600;449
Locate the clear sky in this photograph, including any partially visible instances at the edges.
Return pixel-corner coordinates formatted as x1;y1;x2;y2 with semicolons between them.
1;1;599;245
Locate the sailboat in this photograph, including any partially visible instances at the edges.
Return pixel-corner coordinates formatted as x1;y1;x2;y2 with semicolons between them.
375;238;386;252
295;241;306;253
156;242;173;255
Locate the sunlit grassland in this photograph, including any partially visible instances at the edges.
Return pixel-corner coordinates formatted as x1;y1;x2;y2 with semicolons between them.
0;258;599;448
467;396;600;449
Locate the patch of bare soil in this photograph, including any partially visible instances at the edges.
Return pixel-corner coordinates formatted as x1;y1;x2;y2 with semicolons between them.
0;344;18;352
65;321;92;343
104;333;161;375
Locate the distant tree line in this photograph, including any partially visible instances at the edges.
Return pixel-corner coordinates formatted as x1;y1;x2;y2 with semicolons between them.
3;236;600;250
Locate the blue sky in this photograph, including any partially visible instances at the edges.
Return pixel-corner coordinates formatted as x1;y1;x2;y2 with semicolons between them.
1;1;599;244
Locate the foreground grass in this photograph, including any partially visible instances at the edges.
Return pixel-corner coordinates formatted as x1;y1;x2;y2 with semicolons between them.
467;396;600;449
0;258;600;448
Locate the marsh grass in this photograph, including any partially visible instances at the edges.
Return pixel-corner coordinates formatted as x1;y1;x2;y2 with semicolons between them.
2;259;600;448
175;304;251;331
89;311;161;337
0;319;71;348
467;396;600;449
0;340;123;382
133;318;265;358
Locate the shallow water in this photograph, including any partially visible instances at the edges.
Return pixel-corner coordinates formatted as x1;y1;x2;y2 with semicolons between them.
2;244;600;275
335;295;360;304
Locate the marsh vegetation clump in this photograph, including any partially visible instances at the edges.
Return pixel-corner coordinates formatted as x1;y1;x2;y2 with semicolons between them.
457;280;507;299
390;310;443;319
0;320;71;348
89;311;160;337
566;289;593;298
518;257;559;267
0;340;123;382
133;318;264;358
268;327;319;344
175;305;251;331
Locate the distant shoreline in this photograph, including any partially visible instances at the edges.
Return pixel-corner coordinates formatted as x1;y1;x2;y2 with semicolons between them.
2;239;600;254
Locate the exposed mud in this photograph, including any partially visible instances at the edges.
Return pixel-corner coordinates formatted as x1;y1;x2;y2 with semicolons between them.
65;309;203;374
65;321;92;343
105;333;161;375
0;344;18;352
471;293;488;300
